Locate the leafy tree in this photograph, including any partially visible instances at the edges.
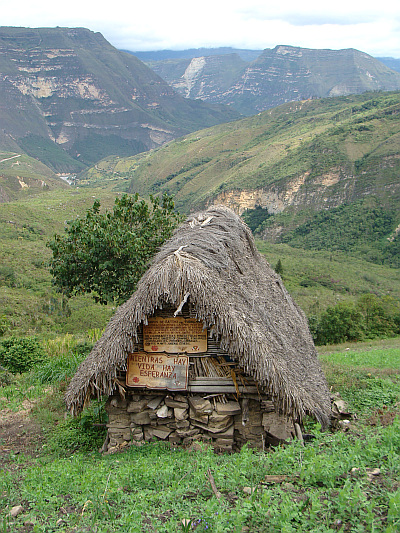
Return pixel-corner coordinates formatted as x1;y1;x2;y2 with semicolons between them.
48;193;183;304
313;302;365;345
357;294;400;338
0;336;45;374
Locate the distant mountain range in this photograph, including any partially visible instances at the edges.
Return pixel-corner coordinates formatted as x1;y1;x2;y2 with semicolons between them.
0;27;239;173
377;57;400;73
130;46;400;115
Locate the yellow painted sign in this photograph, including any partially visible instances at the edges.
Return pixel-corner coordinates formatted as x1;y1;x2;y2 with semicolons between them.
143;316;207;353
126;352;189;390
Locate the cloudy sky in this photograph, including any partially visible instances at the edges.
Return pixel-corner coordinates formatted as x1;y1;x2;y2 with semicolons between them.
1;0;400;57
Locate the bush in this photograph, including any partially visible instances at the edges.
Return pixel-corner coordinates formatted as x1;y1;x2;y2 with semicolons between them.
0;336;45;374
313;302;365;345
311;294;400;345
47;400;107;454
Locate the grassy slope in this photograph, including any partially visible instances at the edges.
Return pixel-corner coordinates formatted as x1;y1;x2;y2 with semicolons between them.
255;240;400;316
0;337;399;532
79;91;400;215
0;186;120;335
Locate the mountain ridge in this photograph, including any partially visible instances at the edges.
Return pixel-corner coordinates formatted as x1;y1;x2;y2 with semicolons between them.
143;45;400;115
0;26;239;172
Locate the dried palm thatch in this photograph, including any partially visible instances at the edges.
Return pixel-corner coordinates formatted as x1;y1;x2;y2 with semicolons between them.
65;205;331;427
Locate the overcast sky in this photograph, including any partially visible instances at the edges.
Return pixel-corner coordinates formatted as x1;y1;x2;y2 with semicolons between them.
1;0;400;57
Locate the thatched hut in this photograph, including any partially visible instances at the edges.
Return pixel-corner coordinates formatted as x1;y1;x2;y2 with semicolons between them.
65;205;331;452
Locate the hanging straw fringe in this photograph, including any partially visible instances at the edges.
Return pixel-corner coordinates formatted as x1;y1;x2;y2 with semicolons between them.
65;205;331;428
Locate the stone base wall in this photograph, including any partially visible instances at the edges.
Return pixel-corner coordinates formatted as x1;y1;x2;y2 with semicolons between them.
105;390;295;453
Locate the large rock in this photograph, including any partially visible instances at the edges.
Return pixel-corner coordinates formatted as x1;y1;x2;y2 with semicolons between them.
165;397;189;409
216;401;241;416
262;412;294;441
152;426;173;440
127;399;148;413
146;396;165;410
130;410;152;425
174;407;188;420
188;397;213;415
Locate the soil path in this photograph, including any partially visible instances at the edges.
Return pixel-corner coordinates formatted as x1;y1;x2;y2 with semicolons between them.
0;402;44;469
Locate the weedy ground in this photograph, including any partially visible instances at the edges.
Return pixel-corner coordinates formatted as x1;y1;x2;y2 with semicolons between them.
0;337;399;533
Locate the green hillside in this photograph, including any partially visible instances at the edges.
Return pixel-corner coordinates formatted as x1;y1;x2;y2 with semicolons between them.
0;185;399;337
81;91;400;216
0;187;118;336
77;91;400;272
0;151;70;202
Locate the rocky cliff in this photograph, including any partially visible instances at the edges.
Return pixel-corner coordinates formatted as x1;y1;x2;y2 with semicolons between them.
147;45;400;115
0;27;239;171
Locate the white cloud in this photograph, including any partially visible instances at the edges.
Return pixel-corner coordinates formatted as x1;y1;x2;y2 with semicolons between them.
1;0;399;57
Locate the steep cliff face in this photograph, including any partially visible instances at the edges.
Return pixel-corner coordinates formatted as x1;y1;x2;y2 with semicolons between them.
209;169;353;215
0;27;239;171
149;45;400;115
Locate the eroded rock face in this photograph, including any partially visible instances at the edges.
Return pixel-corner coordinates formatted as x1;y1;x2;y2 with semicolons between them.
150;45;400;116
210;168;351;216
0;27;239;170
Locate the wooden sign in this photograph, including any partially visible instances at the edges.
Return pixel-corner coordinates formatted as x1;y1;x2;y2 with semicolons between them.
126;352;189;390
143;316;207;353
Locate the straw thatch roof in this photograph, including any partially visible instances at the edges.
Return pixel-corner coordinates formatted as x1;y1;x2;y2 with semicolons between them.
65;205;331;427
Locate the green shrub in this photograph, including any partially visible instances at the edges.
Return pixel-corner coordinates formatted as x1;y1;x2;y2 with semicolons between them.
313;302;365;345
0;336;45;374
47;400;107;455
357;294;400;339
312;294;400;345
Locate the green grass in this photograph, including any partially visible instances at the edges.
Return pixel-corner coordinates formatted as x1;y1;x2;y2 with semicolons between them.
1;339;400;532
320;347;400;370
1;425;399;532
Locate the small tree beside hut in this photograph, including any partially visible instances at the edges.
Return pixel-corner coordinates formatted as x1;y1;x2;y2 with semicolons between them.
65;205;331;453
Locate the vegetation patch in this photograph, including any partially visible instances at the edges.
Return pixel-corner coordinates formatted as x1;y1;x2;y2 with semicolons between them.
0;338;399;532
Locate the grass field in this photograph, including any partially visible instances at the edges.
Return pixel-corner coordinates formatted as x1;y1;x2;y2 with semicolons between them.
0;337;399;532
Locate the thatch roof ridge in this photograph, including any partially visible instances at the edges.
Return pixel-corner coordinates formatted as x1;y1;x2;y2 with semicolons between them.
65;205;331;426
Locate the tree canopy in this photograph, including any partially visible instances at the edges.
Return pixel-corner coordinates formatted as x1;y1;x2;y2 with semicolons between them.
47;193;183;304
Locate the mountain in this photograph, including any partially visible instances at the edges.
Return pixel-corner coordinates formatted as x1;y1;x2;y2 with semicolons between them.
377;57;400;73
144;45;400;115
81;91;400;267
127;47;262;62
0;27;239;172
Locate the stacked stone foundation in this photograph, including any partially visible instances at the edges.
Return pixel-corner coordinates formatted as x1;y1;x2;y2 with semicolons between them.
105;390;295;453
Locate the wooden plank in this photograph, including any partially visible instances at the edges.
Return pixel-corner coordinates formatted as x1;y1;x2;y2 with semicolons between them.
127;352;189;390
144;316;207;354
188;385;259;393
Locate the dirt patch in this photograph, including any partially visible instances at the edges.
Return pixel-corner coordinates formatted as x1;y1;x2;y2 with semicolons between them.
367;405;400;427
0;401;45;468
